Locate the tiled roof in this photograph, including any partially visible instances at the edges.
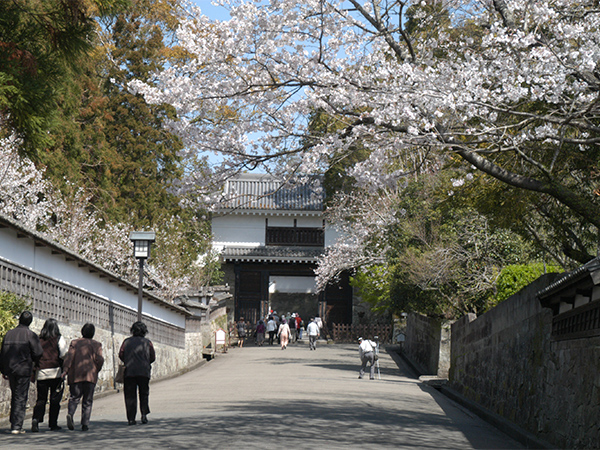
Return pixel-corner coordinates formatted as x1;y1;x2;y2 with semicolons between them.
537;257;600;300
218;173;323;211
221;246;323;263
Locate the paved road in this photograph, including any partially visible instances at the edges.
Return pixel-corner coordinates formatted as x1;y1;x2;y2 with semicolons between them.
1;340;524;449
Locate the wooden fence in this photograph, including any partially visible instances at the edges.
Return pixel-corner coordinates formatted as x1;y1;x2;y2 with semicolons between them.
0;258;186;348
331;323;393;343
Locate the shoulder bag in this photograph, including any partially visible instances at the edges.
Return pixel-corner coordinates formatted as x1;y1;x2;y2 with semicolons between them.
114;363;126;384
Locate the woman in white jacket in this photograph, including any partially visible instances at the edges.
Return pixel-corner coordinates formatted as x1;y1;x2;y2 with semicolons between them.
32;318;68;431
277;318;291;350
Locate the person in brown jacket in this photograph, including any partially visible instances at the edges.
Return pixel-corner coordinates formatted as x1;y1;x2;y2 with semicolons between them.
62;323;104;431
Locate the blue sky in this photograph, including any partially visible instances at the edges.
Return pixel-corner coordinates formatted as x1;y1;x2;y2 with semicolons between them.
189;1;231;21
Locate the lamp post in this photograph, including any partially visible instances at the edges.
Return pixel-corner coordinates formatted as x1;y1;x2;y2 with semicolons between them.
129;231;155;322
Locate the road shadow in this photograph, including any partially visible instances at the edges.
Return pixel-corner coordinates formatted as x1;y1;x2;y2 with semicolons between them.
1;345;523;450
0;396;517;449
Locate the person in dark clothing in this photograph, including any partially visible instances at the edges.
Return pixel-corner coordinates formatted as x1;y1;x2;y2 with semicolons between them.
266;315;277;346
256;320;266;346
32;318;69;432
236;318;247;348
0;310;43;434
119;321;156;425
288;313;297;343
62;323;104;431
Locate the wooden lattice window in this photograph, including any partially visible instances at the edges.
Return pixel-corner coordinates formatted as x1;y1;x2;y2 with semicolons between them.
552;299;600;341
266;226;324;246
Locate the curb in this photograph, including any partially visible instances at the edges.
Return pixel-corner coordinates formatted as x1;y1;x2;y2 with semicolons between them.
438;385;556;450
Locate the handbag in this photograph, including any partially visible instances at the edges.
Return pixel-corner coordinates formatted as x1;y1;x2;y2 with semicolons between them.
55;377;65;393
114;363;126;384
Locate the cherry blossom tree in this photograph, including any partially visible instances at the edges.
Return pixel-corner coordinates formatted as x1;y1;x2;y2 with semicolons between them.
129;0;600;303
0;132;57;231
315;187;398;291
0;132;206;301
131;0;600;231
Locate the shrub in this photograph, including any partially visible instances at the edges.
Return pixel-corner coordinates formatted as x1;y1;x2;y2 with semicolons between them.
495;263;561;305
0;291;31;340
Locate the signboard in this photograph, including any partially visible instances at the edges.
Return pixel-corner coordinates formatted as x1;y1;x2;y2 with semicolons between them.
215;328;226;345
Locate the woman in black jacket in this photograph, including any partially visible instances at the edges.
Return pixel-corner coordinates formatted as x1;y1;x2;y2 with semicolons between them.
118;321;156;425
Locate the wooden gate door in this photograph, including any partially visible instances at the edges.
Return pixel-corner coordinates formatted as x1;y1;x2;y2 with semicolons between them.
235;268;265;324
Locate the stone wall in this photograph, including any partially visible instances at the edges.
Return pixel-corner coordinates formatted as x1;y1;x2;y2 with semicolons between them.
221;264;236;323
449;274;600;449
403;313;451;378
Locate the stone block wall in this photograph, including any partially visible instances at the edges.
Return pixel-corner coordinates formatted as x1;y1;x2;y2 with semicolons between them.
404;313;452;377
449;274;600;449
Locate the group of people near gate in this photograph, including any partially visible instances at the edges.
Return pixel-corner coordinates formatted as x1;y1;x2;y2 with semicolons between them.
236;313;379;378
0;311;156;434
236;312;325;350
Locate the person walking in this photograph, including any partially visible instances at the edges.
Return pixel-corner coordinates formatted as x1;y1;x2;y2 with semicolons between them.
277;318;291;350
62;323;104;431
266;315;277;346
0;311;43;434
32;318;69;432
288;314;297;343
236;318;247;348
119;321;156;425
357;337;377;380
272;311;281;344
306;318;320;350
295;314;303;340
256;320;266;346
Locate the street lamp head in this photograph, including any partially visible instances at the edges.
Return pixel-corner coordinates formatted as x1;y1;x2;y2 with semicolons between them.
130;231;155;322
129;231;156;259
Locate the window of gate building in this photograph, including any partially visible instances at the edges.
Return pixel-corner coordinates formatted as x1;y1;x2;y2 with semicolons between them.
265;226;324;247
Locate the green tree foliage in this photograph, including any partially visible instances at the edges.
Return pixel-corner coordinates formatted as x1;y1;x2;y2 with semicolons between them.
495;263;561;305
0;0;126;153
37;1;188;226
2;0;219;295
0;291;30;340
455;172;598;270
381;172;537;319
350;265;390;313
95;2;215;288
